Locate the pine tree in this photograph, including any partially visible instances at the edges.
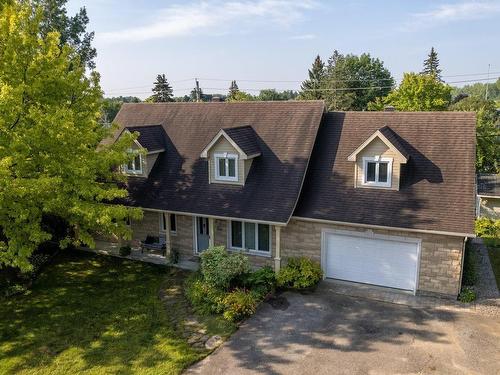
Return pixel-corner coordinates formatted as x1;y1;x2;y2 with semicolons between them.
151;74;174;102
228;80;240;100
299;55;325;100
421;47;442;81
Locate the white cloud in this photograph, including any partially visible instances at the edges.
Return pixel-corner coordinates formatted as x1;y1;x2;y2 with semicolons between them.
402;1;500;31
289;33;316;40
99;0;317;43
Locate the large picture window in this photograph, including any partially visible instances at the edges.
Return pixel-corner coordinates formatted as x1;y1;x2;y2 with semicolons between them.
229;220;270;253
214;152;238;181
362;156;392;187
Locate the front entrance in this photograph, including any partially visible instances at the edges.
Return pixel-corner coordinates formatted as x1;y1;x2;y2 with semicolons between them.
195;217;210;253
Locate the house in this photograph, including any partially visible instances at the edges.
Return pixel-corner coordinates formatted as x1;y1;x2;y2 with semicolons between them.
106;101;476;297
477;174;500;219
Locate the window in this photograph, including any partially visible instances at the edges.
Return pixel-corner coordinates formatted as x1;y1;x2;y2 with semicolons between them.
229;220;270;253
160;213;177;234
124;152;142;174
362;156;392;187
214;152;238;181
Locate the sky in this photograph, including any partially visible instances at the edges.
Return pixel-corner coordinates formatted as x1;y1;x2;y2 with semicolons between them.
66;0;500;99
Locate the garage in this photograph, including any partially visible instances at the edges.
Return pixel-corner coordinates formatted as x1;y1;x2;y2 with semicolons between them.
323;231;420;292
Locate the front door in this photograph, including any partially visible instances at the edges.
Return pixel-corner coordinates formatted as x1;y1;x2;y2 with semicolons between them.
196;217;210;253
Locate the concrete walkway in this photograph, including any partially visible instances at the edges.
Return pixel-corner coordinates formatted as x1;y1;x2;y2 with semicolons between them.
472;238;500;299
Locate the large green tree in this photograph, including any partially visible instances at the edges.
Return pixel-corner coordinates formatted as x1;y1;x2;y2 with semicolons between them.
33;0;96;69
151;74;174;102
299;55;325;100
321;51;394;111
374;72;452;111
0;2;141;270
421;47;442;81
101;96;141;125
449;97;499;173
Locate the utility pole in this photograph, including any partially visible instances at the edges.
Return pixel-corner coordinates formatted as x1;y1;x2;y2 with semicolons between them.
195;78;201;102
485;64;490;100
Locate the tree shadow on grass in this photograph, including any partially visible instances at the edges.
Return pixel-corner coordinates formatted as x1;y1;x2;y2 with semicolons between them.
0;250;200;374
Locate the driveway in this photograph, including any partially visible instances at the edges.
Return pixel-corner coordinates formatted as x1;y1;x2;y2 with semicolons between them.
188;283;500;375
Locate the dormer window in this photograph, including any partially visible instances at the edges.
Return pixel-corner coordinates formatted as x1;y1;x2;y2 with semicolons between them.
363;156;392;187
215;152;238;181
125;153;143;174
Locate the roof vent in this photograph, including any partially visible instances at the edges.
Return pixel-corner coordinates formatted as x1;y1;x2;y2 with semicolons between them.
384;105;395;112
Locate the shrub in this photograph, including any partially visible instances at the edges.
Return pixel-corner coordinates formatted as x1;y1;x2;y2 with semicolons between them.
119;245;131;256
475;218;500;238
462;242;478;287
169;248;180;264
200;246;250;289
222;289;259;322
4;283;27;298
277;257;323;289
241;266;276;297
185;273;225;314
458;286;476;303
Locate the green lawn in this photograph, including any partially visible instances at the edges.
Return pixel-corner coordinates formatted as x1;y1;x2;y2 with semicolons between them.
485;238;500;289
0;251;234;374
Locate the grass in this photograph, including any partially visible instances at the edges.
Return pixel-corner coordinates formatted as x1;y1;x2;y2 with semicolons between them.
0;250;235;375
484;237;500;290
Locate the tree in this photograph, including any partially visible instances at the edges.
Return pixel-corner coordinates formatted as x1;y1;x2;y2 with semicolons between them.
321;51;394;110
258;89;298;101
228;80;239;99
449;97;499;173
226;91;255;102
378;73;452;111
421;47;442;81
101;96;141;125
299;55;325;100
151;74;174;102
33;0;96;69
452;78;500;102
0;1;141;270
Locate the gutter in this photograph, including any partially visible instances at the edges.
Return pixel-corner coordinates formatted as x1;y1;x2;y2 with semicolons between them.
291;215;476;238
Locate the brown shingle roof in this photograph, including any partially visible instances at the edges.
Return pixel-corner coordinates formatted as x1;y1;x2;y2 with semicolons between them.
223;126;261;156
379;125;411;160
113;101;325;223
478;174;500;197
294;111;476;235
126;125;166;152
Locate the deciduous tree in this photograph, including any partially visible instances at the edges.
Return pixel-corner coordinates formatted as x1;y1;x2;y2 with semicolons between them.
0;1;141;270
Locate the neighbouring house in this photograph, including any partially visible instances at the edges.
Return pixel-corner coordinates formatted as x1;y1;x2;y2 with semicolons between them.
104;101;476;297
477;174;500;219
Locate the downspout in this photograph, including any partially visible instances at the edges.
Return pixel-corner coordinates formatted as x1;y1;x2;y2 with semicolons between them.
458;236;468;296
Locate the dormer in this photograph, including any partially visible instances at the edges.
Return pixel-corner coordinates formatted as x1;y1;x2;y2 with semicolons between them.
119;125;166;178
201;126;261;186
347;126;410;190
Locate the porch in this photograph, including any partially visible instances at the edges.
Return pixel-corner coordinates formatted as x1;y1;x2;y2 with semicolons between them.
81;239;200;271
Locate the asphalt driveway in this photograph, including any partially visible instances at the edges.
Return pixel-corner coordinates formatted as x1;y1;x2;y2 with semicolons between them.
188;283;500;375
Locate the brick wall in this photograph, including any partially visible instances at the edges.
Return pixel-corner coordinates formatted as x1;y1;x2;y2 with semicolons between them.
280;218;465;296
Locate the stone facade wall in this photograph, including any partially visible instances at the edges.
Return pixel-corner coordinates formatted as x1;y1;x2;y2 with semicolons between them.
128;211;464;296
280;219;465;297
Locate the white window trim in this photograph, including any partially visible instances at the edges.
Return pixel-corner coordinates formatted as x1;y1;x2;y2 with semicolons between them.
362;156;392;188
214;152;238;182
228;220;271;256
124;152;143;175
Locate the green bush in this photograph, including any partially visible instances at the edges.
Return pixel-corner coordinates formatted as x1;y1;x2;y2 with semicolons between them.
119;245;131;256
475;218;500;238
4;283;27;297
241;266;276;297
277;257;323;289
458;286;476;303
200;246;250;289
222;289;259;322
462;242;478;287
184;273;225;314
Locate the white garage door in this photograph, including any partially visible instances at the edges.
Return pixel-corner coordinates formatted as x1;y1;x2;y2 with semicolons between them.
324;232;419;292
